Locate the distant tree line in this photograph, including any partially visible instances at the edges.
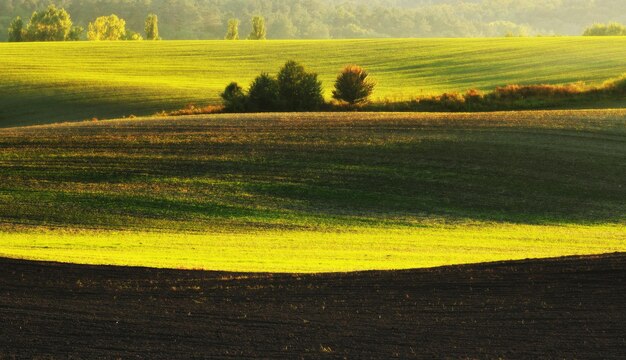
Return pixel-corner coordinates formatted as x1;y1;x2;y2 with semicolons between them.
583;22;626;36
7;5;159;41
8;5;82;41
3;0;626;41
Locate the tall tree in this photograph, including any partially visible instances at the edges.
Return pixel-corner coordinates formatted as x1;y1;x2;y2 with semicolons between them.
145;13;159;40
248;16;267;40
24;5;74;41
87;14;127;41
8;16;23;42
225;18;239;40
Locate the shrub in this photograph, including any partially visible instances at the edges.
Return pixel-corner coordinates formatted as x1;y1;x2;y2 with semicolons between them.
491;83;585;100
464;89;484;101
67;25;84;40
165;104;223;116
124;30;143;40
436;92;465;110
601;75;626;94
277;60;324;111
332;65;375;105
220;82;247;112
247;73;281;111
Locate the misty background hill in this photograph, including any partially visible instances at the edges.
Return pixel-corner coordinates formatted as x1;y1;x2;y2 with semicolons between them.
1;0;626;41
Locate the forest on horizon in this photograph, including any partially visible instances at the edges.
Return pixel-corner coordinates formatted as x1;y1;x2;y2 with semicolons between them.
2;0;626;41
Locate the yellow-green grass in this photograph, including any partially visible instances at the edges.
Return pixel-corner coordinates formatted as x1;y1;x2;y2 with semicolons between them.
0;110;624;272
2;37;626;126
1;225;624;273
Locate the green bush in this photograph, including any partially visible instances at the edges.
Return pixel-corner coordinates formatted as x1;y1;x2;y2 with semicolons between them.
601;75;626;94
277;60;324;111
332;65;375;105
220;82;246;112
247;73;281;111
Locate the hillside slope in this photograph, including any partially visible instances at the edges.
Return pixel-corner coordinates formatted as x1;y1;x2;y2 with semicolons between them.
0;111;624;272
2;38;626;126
1;253;624;358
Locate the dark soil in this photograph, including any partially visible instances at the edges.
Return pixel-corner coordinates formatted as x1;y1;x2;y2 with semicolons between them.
1;254;625;359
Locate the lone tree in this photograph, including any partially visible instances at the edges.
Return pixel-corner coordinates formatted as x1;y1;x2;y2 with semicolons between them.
248;16;266;40
332;65;376;105
87;14;127;40
145;14;159;40
225;18;239;40
24;5;75;41
277;60;324;111
8;16;23;42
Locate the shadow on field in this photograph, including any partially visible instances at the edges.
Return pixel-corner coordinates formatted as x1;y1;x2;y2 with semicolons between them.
0;112;624;228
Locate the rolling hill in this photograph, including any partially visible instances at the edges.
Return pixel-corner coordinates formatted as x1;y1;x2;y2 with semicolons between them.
2;37;626;126
0;110;624;272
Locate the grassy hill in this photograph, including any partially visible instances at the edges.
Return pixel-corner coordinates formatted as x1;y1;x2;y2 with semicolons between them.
0;110;624;272
2;37;626;126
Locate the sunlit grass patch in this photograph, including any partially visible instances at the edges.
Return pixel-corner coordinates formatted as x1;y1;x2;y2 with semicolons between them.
1;224;624;273
3;37;626;126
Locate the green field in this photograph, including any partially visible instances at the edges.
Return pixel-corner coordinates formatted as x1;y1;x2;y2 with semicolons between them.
2;38;626;127
0;110;624;272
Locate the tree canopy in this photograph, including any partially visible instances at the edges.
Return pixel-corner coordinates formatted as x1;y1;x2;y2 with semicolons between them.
22;5;77;41
225;18;239;40
87;14;127;40
248;16;266;40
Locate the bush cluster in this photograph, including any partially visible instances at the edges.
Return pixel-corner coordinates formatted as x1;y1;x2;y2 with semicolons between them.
221;61;376;112
7;5;158;42
369;75;626;112
221;61;325;112
583;22;626;36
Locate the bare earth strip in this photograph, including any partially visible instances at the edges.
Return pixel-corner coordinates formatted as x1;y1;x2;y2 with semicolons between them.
1;253;624;358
